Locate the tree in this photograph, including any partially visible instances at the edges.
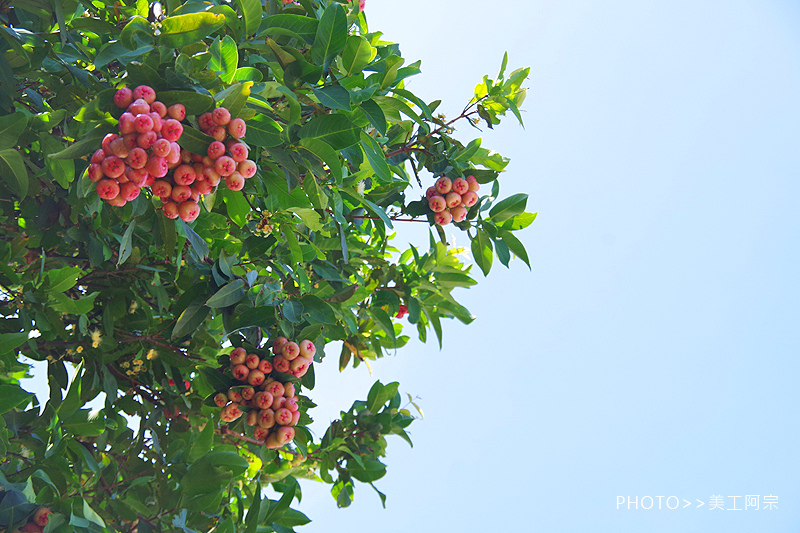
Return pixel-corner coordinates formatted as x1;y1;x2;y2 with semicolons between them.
0;0;533;531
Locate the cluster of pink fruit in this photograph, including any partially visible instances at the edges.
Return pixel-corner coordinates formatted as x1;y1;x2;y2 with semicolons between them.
89;84;253;222
213;338;315;448
425;175;481;226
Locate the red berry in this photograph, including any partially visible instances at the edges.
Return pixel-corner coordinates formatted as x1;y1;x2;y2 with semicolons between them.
212;107;231;125
114;87;133;109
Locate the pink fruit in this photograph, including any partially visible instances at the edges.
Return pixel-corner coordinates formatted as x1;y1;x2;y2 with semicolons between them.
87;163;104;182
258;409;276;429
273;355;290;373
96;179;120;200
207;140;226;160
118;112;136;134
232;364;250;381
299;339;315;358
434;210;452;226
258;359;273;373
230;347;247;365
134;113;154;133
152;138;171;158
136;130;158;149
151;180;172;198
246;410;258;426
227;117;246;138
271;394;286;411
126;168;149;187
170;185;192;203
265;381;285;398
151;101;167;117
274;408;292;426
208;125;227;142
221;403;242;422
109;137;129;158
127;98;150;115
33;508;52;527
225;173;245;191
119;182;141;202
162;201;179;219
214;393;228;407
428;195;446;213
445;191;462;208
466;174;480;191
241;386;255;400
253;427;269;441
198;112;214;132
237;159;257;179
425;186;437;199
452;177;469;195
212;107;231;125
276;425;295;444
178;200;200;222
91;149;105;164
127;147;148;169
107;194;126;207
166;142;182;165
265;432;282;449
101;133;119;154
283;383;295;397
101;156;125;178
273;337;288;354
133;85;156;104
229;142;248;162
284;397;299;412
435;176;452;194
161;119;184;142
203;168;222;186
245;353;260;369
461;190;478;207
282;341;300;360
290;356;310;374
168;103;186;121
114;87;133;109
227;389;242;403
291;410;300;426
173;164;196;186
148;112;163;132
253;391;274;410
193;179;213;195
215;156;236;176
146;156;168;178
451;206;467;222
247;369;265;386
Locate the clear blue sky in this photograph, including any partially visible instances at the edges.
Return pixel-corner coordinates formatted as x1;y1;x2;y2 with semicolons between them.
19;2;800;532
295;1;800;532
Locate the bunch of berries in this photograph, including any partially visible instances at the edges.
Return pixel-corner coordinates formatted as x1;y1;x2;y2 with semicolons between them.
89;85;254;222
213;339;316;449
425;175;481;226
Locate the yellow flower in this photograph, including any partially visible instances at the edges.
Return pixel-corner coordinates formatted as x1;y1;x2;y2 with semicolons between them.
128;301;138;313
92;340;100;348
146;349;158;360
133;359;143;366
121;361;130;368
66;348;74;355
76;346;84;353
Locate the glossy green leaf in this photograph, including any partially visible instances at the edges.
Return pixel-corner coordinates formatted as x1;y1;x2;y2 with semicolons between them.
117;220;136;267
210;35;238;84
260;14;318;45
498;229;531;268
46;266;83;293
312;85;351;111
0;149;28;199
471;229;493;276
359;99;386;136
360;132;392;184
221;81;253;118
159;12;225;48
206;279;246;308
157;91;215;115
0;383;33;412
299;138;342;181
498;211;537;230
299;114;359;149
0;111;26;150
243;112;283;147
177;126;215;158
489;193;528;223
341;35;374;75
233;0;262;37
119;15;152;50
311;3;347;71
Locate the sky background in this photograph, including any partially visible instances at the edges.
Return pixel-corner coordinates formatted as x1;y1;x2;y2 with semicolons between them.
295;1;800;532
18;1;800;532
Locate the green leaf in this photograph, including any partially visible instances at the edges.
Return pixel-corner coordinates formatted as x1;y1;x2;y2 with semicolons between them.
243;113;283;147
311;3;347;71
489;193;528;223
341;35;373;75
48;291;99;315
0;149;28;199
498;211;536;231
299;114;359;150
260;14;318;45
299;138;342;181
233;0;262;38
46;266;84;293
58;360;83;419
210;35;238;84
301;175;327;209
221;81;253;118
159;12;225;48
172;296;210;340
0;111;26;150
194;451;249;476
454;137;481;162
177;126;215;159
119;15;152;50
471;229;493;276
188;418;215;463
40;135;73;188
0;332;29;357
244;480;262;533
82;499;106;528
360;132;392;184
368;308;396;343
206;279;246;308
312;85;351;111
360;99;386;136
117;220;136;267
0;383;33;412
47;124;113;160
498;229;531;269
157;91;214;115
222;187;250;227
